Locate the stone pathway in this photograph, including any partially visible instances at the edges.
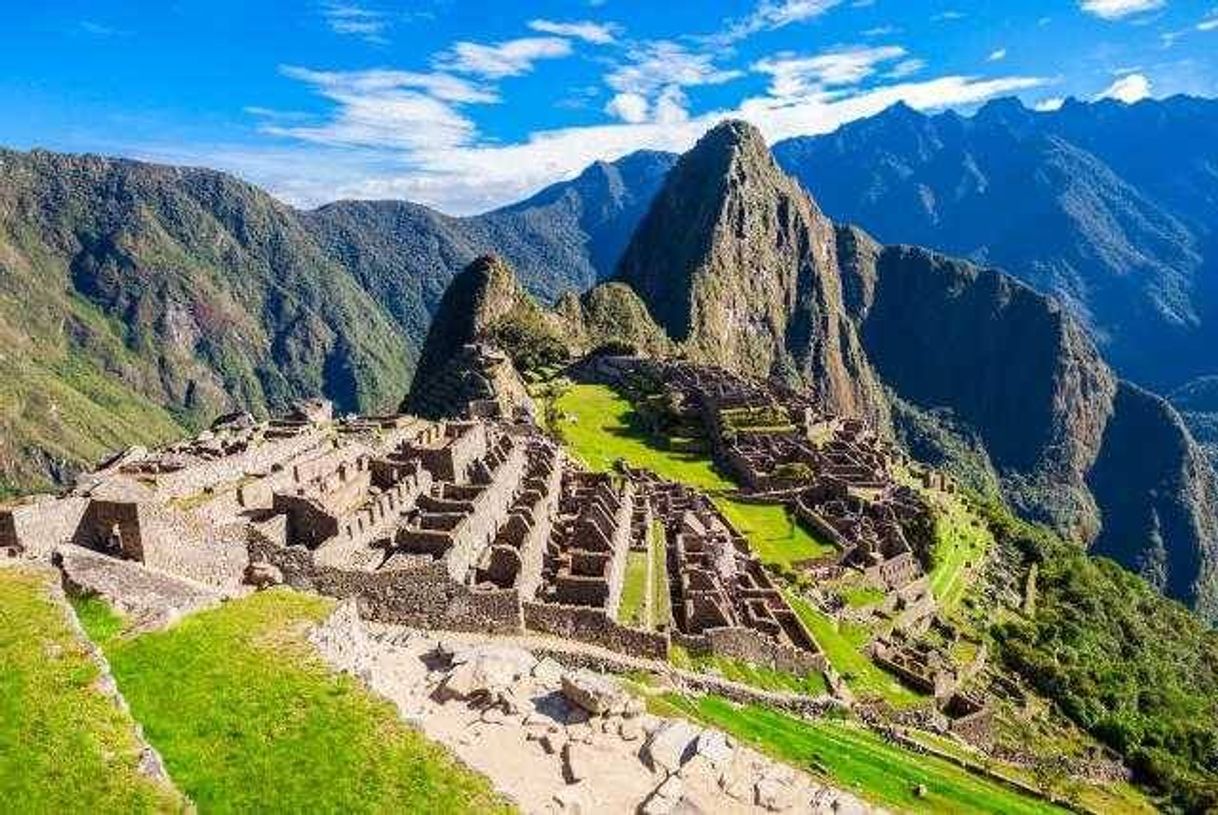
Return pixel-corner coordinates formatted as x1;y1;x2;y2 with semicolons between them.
310;602;882;814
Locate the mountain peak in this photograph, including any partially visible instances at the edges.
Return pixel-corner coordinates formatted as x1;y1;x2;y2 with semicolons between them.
615;121;885;421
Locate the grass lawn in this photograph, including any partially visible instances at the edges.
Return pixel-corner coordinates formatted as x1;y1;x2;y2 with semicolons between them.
78;588;510;813
670;644;829;695
650;521;672;627
0;567;184;812
655;694;1065;815
715;498;835;567
555;384;833;567
929;493;993;613
617;550;650;628
555;384;731;490
784;591;925;708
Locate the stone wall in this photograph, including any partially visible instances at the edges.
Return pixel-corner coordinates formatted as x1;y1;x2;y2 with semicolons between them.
148;430;329;500
1;496;89;557
137;504;249;590
251;535;523;634
522;601;668;660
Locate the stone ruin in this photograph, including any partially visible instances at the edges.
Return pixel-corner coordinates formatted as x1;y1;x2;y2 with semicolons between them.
626;467;826;675
4;396;827;676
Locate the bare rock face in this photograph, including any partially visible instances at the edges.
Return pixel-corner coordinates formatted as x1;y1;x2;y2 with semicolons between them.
616;120;885;423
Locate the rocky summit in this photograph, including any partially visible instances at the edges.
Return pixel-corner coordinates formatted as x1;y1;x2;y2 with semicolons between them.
615;121;885;424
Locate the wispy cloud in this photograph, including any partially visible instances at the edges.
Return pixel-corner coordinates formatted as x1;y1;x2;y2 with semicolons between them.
80;20;130;37
258;67;494;152
1034;96;1066;111
322;3;388;43
528;19;619;44
719;0;843;43
438;37;573;79
252;60;1044;214
988;48;1008;61
753;45;908;97
1095;72;1152;101
1198;10;1218;31
603;41;743;123
1078;0;1164;20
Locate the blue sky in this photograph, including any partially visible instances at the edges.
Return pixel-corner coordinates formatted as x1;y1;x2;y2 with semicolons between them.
2;0;1215;214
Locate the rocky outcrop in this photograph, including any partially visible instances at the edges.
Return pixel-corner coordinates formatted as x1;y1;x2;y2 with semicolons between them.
403;256;535;419
616;121;885;423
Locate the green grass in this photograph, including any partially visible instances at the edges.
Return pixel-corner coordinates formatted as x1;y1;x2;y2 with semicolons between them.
784;591;926;707
929;493;993;613
555;384;731;490
0;566;184;812
656;693;1065;814
670;645;829;695
715;498;835;567
650;521;671;626
555;384;833;567
618;550;650;627
80;589;510;813
839;584;887;609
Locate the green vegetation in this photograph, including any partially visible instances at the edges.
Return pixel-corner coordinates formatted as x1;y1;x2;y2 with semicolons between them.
715;498;835;567
554;383;833;568
650;521;671;626
79;589;510;813
928;491;993;613
487;307;570;375
618;550;650;628
654;693;1063;814
977;498;1218;812
0;567;184;812
669;645;828;695
554;383;730;489
838;583;886;609
784;591;925;707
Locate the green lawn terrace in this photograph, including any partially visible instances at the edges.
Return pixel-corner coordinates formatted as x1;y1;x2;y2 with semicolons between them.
70;586;508;813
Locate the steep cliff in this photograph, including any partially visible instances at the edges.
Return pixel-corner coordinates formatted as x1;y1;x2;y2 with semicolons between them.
615;121;884;422
835;224;1218;618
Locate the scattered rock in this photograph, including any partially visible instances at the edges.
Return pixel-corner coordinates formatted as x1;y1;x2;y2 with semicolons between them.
755;771;798;812
641;773;685;814
243;560;283;589
642;720;702;774
694;729;734;769
561;669;629;715
619;718;643;741
532;656;565;685
541;732;567;755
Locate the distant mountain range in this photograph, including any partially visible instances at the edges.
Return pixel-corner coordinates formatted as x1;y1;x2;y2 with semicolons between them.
1;97;1215;618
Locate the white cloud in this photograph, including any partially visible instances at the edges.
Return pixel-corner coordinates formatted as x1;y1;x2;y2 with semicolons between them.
439;37;573;79
1034;96;1065;111
259;67;495;152
753;46;907;97
248;64;1044;214
602;41;743;122
528;19;619;44
1199;11;1218;31
720;0;843;42
605;92;649;123
1079;0;1164;20
988;48;1007;61
1095;72;1152;102
323;3;388;43
886;59;925;79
